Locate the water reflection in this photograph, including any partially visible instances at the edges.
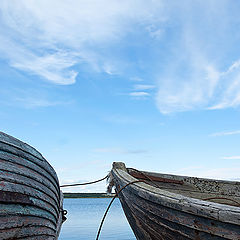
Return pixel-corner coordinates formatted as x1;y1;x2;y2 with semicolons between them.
59;198;136;240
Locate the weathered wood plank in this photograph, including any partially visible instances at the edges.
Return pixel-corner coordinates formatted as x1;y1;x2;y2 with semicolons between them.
0;215;55;231
121;188;234;239
0;132;65;239
0;203;56;224
111;162;240;240
18;235;55;240
0;169;59;206
0;225;56;239
0;182;59;220
0;150;60;196
0;160;60;205
0;132;44;160
0;134;58;180
137;169;240;197
0;143;59;191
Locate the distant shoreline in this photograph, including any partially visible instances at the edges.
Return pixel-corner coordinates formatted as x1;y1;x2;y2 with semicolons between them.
63;192;115;198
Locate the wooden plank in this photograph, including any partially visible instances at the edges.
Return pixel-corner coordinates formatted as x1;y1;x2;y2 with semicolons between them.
0;150;60;196
18;235;55;240
0;143;59;190
121;188;232;239
139;170;240;197
0;132;45;160
0;169;59;206
56;192;64;239
1;190;58;220
0;203;56;224
0;160;60;205
0;215;55;231
0;182;59;220
0;132;64;239
0;225;56;239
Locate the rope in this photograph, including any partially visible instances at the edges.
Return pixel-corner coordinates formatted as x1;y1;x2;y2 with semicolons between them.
203;197;240;206
96;180;145;240
60;175;108;188
127;167;160;188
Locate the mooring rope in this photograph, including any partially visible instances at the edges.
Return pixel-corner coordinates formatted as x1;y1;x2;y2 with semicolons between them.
60;173;145;239
60;175;108;188
95;180;145;240
203;197;240;206
127;167;160;188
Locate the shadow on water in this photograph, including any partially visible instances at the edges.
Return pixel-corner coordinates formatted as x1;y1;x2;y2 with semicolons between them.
59;198;136;240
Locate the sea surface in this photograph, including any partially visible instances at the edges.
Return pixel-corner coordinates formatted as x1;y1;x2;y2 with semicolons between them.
59;198;136;240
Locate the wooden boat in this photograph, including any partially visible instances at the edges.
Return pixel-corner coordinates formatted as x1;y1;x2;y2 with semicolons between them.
110;162;240;240
0;132;66;239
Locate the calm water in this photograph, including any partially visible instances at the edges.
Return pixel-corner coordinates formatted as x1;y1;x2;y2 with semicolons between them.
59;198;136;240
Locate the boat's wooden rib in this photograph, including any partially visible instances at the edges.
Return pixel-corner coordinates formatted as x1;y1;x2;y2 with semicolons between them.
0;143;60;194
111;162;240;240
0;132;65;239
17;235;55;240
1;180;59;217
0;169;59;206
0;190;59;222
0;162;60;209
0;149;60;194
0;215;56;231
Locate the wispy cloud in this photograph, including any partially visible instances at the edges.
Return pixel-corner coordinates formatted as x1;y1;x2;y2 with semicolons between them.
209;130;240;137
1;1;240;114
221;156;240;160
133;84;155;90
15;97;61;108
129;92;150;97
93;147;148;154
15;96;72;109
155;2;240;114
0;0;163;85
12;51;78;85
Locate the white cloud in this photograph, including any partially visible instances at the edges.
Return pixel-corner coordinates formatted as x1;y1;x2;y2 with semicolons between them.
133;84;155;90
12;51;78;85
15;97;61;108
0;0;163;84
210;130;240;137
129;92;150;97
1;1;240;114
221;156;240;160
155;2;240;114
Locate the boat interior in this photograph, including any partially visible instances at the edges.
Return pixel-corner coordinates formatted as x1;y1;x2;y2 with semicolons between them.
127;168;240;207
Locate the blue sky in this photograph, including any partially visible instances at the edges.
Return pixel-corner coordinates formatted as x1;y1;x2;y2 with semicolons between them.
1;0;240;192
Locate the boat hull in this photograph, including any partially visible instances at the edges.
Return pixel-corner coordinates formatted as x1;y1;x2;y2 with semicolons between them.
111;162;240;240
0;132;64;239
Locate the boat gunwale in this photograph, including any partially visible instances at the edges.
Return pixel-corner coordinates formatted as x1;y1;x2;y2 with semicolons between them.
134;169;240;186
111;163;240;226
